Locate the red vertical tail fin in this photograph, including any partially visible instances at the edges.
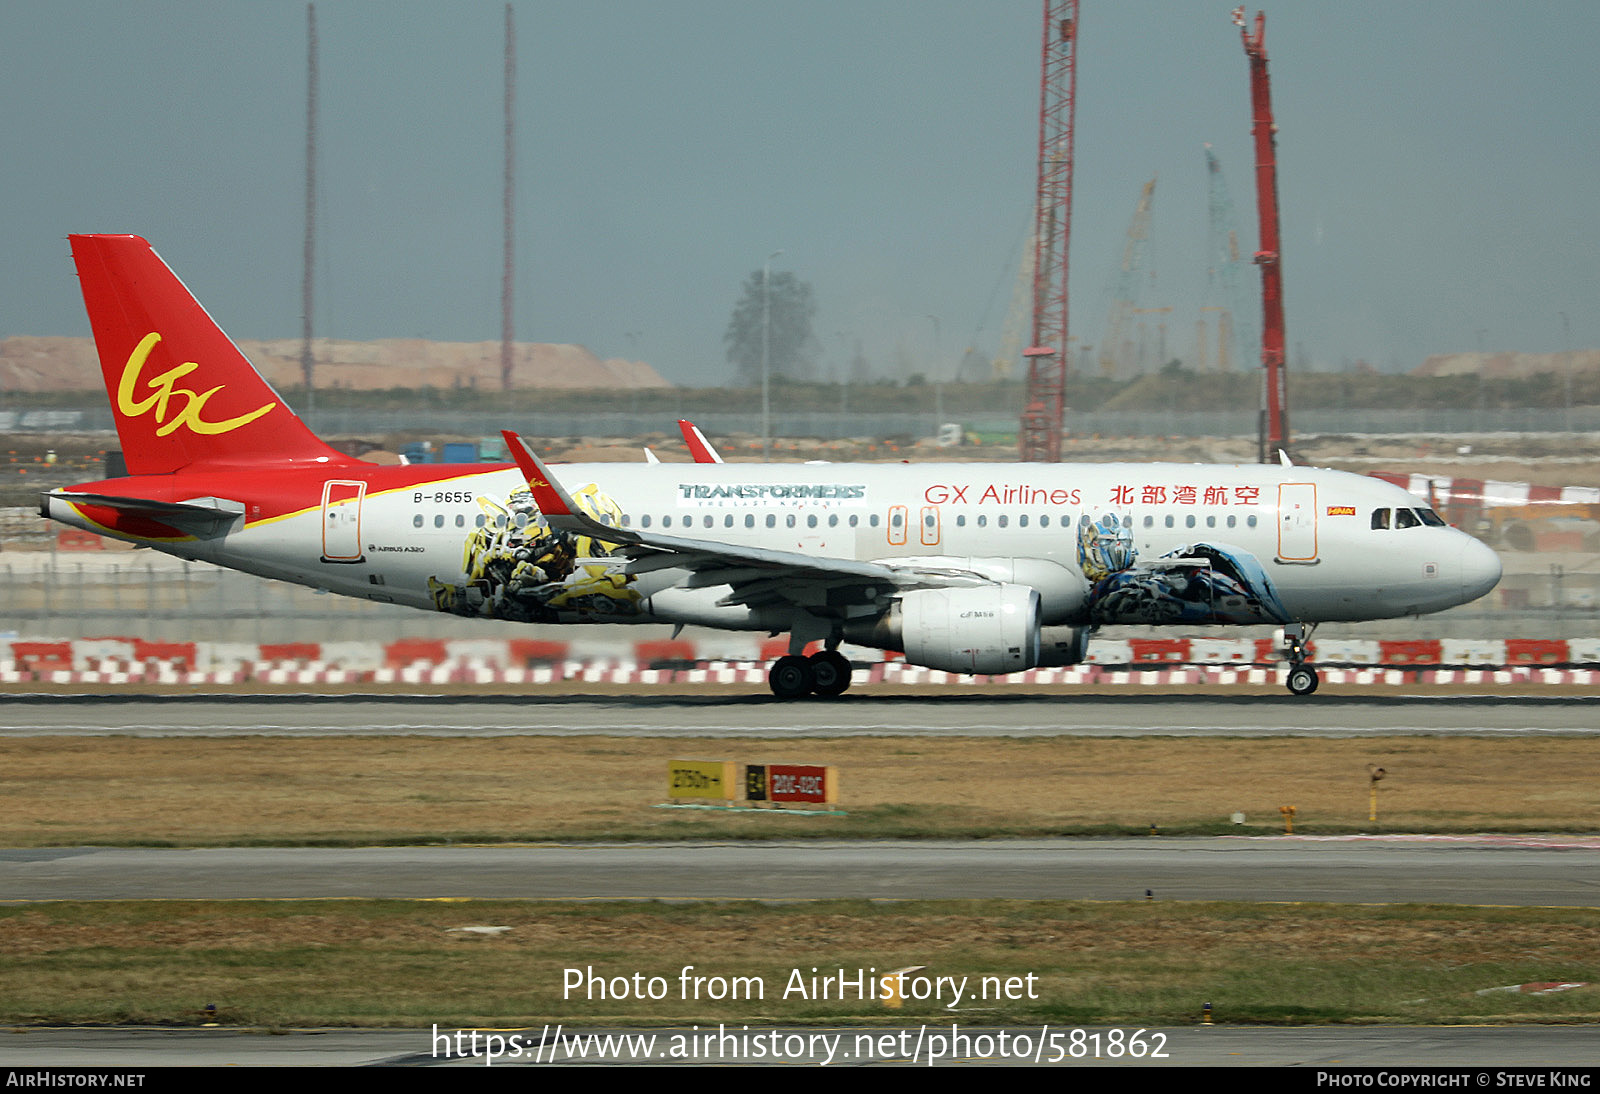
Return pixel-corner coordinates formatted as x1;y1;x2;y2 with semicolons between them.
69;234;352;474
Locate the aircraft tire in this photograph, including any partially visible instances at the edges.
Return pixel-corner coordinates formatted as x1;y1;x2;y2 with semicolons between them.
1286;664;1320;696
768;655;814;700
808;650;853;698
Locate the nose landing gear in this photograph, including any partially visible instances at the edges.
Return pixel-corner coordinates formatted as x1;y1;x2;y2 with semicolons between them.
1282;623;1320;696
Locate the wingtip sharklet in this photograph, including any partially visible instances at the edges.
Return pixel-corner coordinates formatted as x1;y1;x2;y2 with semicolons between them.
499;430;574;518
677;419;724;464
500;429;649;550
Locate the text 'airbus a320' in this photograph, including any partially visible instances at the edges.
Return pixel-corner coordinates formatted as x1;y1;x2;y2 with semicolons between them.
42;235;1502;697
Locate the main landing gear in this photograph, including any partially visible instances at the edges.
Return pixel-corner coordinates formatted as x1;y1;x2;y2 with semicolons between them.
768;649;854;700
1283;622;1320;696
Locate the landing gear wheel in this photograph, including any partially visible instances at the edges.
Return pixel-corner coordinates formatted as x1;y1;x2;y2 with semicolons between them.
1286;664;1320;696
768;655;814;700
808;650;853;698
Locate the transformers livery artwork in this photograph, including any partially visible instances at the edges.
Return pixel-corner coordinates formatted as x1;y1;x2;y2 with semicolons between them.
429;484;642;624
1076;512;1290;626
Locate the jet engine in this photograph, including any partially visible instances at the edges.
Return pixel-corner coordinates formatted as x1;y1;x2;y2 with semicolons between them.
845;583;1041;674
1037;624;1091;666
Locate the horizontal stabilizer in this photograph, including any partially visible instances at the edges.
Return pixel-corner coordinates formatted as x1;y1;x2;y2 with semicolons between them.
43;491;245;538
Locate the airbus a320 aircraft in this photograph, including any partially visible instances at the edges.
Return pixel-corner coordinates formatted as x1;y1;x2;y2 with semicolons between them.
43;235;1502;698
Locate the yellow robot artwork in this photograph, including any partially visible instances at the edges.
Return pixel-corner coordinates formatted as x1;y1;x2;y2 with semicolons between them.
428;484;642;623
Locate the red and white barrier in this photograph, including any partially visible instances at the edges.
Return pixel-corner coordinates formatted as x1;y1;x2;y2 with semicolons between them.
0;635;1595;687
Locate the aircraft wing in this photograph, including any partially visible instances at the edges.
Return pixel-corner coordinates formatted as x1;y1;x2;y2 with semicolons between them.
500;431;990;610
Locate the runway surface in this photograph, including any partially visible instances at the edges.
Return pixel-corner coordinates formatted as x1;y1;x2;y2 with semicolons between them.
4;836;1597;905
0;692;1596;737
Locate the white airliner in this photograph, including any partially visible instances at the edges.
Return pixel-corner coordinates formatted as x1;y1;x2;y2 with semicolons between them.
43;235;1502;698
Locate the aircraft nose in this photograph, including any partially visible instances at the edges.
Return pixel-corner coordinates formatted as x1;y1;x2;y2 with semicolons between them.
1458;536;1502;603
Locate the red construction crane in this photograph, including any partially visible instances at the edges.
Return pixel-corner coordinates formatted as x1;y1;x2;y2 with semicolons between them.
1019;0;1079;463
1235;7;1290;462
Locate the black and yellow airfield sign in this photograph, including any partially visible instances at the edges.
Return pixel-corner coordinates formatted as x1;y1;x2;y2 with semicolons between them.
667;760;736;801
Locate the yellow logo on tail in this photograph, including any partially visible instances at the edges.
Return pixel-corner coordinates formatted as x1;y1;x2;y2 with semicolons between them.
117;332;276;437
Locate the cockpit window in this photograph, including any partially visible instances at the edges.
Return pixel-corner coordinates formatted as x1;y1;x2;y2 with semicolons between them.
1395;508;1420;529
1371;508;1390;530
1417;508;1446;527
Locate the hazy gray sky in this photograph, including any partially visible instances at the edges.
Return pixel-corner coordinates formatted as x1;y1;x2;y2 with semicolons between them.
3;1;1596;385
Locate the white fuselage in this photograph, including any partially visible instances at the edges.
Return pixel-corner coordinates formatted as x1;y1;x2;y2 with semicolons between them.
118;459;1500;632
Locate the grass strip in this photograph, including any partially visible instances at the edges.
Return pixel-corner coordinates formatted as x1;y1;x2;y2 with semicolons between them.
1;736;1596;847
1;899;1596;1028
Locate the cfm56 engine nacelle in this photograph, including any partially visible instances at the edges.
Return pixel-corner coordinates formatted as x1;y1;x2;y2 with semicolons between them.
844;583;1039;674
844;583;1095;674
